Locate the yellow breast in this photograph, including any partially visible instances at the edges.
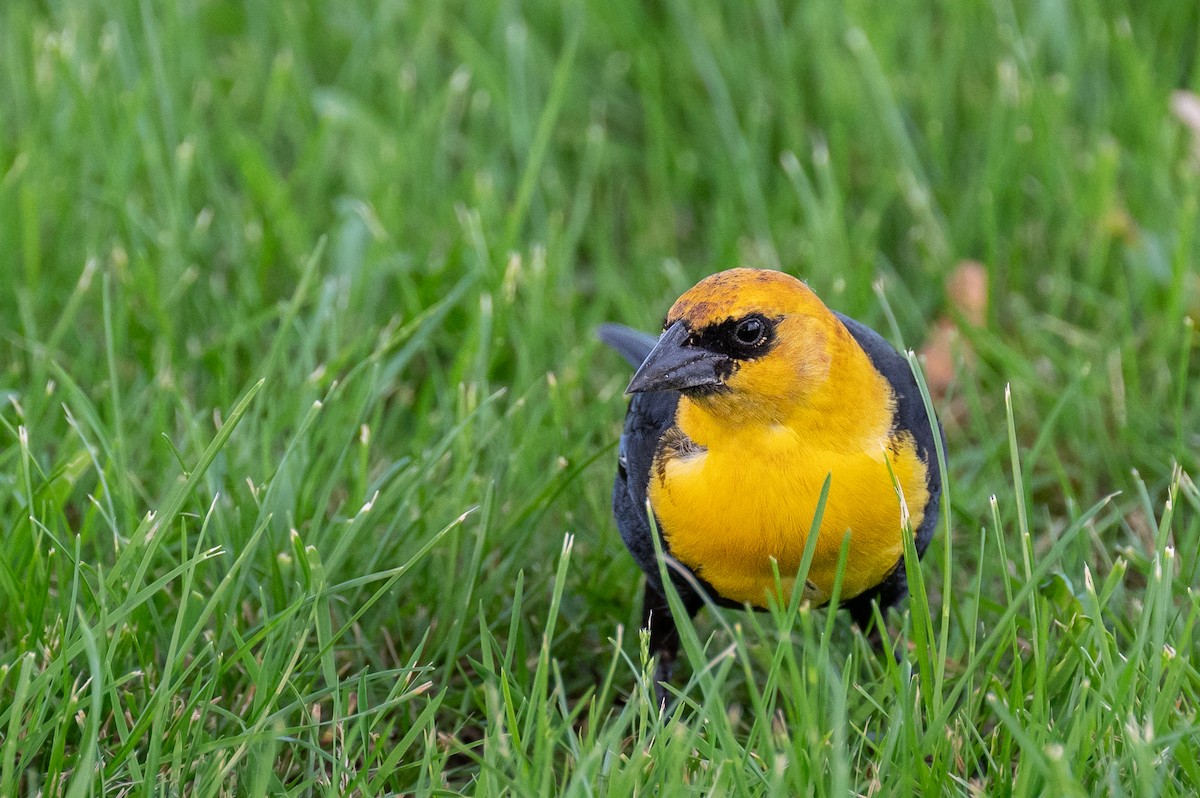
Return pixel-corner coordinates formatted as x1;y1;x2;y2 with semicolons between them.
649;407;929;608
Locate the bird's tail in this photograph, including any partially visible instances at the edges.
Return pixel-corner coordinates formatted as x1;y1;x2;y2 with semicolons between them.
597;323;658;369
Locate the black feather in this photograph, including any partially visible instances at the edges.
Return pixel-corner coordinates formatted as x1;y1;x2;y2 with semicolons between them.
601;323;706;698
597;323;658;369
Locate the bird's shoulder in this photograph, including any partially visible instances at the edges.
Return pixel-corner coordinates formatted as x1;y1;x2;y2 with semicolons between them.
610;387;680;597
616;390;678;509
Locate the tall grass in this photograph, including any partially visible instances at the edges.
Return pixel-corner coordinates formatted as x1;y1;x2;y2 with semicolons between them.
1;0;1197;794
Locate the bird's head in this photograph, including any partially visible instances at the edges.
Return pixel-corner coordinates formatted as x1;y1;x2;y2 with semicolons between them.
627;268;851;425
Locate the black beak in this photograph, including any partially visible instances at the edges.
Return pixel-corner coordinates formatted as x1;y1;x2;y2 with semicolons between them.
626;321;729;394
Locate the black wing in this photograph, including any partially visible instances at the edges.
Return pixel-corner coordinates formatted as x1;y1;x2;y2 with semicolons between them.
834;312;946;623
598;324;680;597
600;324;707;696
597;323;659;369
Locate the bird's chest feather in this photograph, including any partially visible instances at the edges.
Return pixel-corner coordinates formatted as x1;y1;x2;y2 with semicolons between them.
647;423;928;608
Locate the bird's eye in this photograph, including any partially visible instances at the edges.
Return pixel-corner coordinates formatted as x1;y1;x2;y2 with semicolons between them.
734;317;765;346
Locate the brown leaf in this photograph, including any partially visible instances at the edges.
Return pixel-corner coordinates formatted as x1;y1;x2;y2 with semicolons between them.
919;261;989;403
946;260;988;328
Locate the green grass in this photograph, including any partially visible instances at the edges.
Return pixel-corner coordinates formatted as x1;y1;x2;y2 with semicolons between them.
1;0;1199;794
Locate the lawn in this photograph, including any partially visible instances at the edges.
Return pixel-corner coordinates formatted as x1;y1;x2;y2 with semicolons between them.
1;0;1198;794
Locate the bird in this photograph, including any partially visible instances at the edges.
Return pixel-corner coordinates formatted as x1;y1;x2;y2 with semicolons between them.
598;268;944;697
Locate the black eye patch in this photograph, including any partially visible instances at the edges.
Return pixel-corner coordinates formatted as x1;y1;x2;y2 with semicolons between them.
696;314;778;360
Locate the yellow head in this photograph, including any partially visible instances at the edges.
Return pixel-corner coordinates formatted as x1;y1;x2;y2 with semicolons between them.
628;268;889;435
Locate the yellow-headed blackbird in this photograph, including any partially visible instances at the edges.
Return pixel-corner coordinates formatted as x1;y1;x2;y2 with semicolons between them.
599;268;944;690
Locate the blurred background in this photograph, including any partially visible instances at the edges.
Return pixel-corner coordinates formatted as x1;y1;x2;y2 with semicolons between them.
1;1;1198;793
